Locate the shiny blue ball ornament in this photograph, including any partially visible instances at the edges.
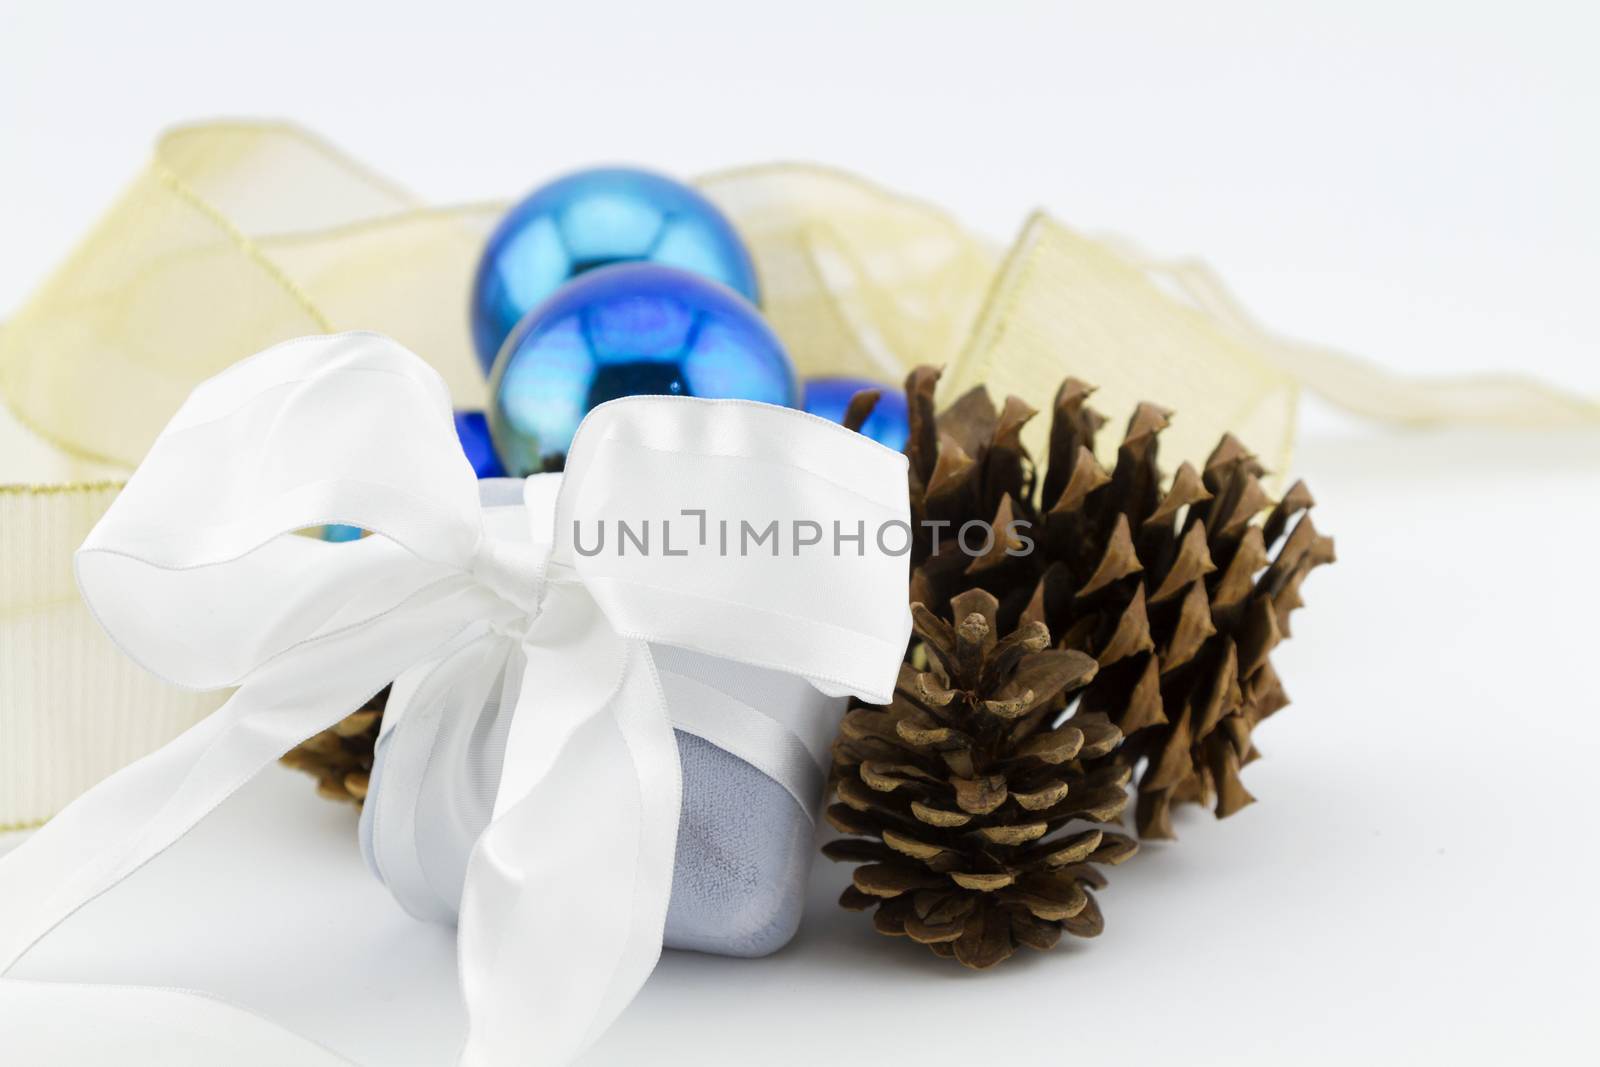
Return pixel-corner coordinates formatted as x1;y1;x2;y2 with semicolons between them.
802;377;910;452
489;263;796;475
321;523;363;543
453;410;506;479
471;167;759;375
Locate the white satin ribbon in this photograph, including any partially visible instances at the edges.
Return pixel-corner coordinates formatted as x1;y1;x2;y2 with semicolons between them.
358;482;850;933
0;332;912;1065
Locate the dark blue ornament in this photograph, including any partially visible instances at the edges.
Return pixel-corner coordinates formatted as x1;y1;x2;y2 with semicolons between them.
489;263;796;475
802;377;910;452
471;167;759;375
453;410;506;478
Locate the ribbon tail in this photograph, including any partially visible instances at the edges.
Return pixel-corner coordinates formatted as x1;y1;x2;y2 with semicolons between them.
0;685;323;971
0;610;471;975
360;631;512;923
457;589;681;1066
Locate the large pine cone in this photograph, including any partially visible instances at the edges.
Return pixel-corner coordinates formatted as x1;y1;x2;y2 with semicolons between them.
900;368;1334;838
823;589;1138;968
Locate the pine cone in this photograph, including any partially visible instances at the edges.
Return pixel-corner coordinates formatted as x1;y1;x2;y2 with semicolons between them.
823;588;1138;968
279;688;386;804
894;368;1334;838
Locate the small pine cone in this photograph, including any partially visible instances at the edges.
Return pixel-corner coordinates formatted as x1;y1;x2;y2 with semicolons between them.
892;367;1333;839
280;688;386;804
823;589;1138;968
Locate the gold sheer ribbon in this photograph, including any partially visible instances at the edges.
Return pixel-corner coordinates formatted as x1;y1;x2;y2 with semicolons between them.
2;121;1590;831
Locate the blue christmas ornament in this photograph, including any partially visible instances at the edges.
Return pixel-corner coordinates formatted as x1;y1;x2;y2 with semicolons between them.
489;263;796;475
320;523;364;543
453;410;506;478
471;167;759;375
802;377;910;452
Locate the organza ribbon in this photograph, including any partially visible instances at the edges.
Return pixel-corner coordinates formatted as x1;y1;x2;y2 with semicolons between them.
0;332;912;1065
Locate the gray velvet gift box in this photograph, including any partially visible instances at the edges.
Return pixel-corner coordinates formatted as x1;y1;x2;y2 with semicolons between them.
358;481;845;958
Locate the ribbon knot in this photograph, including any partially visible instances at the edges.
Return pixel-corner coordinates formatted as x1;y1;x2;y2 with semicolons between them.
0;332;913;1067
470;532;548;623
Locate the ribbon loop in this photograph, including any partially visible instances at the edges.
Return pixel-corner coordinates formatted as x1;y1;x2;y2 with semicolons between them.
0;332;913;1066
74;331;492;691
554;396;911;703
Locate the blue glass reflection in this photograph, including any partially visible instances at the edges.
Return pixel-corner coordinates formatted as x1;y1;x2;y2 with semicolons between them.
802;377;910;451
489;264;795;475
470;167;759;375
453;410;506;478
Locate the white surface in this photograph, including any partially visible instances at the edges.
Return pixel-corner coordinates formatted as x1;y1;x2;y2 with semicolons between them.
3;2;1599;1064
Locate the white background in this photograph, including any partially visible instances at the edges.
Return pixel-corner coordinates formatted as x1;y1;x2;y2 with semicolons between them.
3;2;1598;1064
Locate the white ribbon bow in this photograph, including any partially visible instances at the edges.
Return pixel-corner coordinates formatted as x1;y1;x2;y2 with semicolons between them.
0;332;912;1065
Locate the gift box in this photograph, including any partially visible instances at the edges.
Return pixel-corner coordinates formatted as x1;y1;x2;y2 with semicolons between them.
360;480;843;958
